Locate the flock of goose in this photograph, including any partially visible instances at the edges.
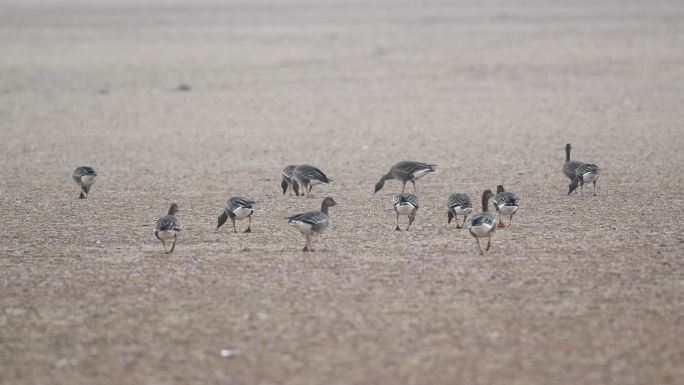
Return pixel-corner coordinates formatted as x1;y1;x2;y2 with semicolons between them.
71;143;600;255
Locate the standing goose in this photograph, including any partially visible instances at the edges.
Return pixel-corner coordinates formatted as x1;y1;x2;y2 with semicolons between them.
217;197;255;233
493;185;519;228
374;161;436;194
469;190;497;255
569;163;600;196
280;165;300;196
154;203;181;254
72;166;97;199
447;193;473;229
287;196;337;252
293;165;332;196
562;144;583;182
393;193;419;231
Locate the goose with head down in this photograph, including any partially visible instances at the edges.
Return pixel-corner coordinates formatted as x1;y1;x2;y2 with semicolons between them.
469;190;497;255
72;166;97;199
569;163;600;196
374;161;436;194
154;203;181;254
217;197;255;233
293;165;332;197
393;193;419;231
447;193;473;229
493;185;519;228
280;165;300;196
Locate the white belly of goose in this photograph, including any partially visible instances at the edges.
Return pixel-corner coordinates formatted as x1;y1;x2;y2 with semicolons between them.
470;224;494;238
395;204;414;215
81;175;96;186
289;221;314;235
582;173;599;183
453;207;472;216
308;179;325;186
412;169;431;179
232;207;253;220
156;230;177;241
498;206;518;216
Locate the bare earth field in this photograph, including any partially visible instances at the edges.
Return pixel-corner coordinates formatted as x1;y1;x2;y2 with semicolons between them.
1;1;684;384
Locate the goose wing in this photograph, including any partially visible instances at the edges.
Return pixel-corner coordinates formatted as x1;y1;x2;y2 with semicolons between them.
294;165;332;183
73;166;97;182
470;212;497;228
281;165;296;181
575;163;600;177
494;192;519;207
288;210;329;233
392;161;436;179
226;197;255;213
448;193;472;209
394;193;419;208
156;215;181;232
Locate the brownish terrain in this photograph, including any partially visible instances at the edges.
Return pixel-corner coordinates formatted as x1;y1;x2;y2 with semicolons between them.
1;1;684;384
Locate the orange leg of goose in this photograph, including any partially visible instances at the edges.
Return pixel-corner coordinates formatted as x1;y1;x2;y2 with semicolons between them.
497;219;506;229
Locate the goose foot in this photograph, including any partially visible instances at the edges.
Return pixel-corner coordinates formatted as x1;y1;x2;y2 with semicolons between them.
244;227;252;233
395;226;401;231
497;221;506;229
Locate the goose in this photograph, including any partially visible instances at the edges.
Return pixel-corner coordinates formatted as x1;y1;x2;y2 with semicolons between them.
447;193;473;229
217;197;255;233
280;165;300;196
287;197;337;252
562;144;583;183
72;166;97;199
154;203;181;254
293;165;332;196
493;185;519;228
569;163;600;196
468;190;497;255
374;161;436;194
393;193;419;231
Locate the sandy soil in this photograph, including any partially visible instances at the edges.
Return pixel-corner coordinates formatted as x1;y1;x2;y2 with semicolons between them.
2;1;684;384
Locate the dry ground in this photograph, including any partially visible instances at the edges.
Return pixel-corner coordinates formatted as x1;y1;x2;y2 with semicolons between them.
1;1;684;384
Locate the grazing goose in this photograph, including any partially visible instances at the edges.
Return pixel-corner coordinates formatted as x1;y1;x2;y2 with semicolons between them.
293;165;332;196
217;197;255;233
393;193;419;231
569;163;600;196
281;165;300;196
72;166;97;199
447;193;473;229
154;203;181;254
374;161;436;194
493;185;519;228
469;190;497;255
287;196;337;252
